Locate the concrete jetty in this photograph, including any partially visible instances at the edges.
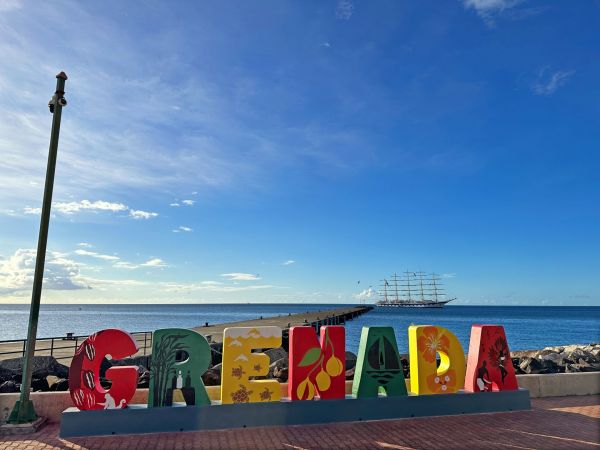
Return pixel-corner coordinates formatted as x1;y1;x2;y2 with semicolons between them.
192;305;373;343
0;305;373;364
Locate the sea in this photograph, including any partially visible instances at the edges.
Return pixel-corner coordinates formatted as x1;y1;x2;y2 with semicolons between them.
0;304;598;354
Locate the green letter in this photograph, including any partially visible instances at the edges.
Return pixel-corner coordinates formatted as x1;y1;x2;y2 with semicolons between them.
352;327;407;398
148;328;211;407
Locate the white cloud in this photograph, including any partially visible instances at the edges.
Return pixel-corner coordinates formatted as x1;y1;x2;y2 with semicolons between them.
221;272;261;281
462;0;523;25
141;258;166;267
172;226;192;233
113;261;140;270
170;203;180;207
353;287;378;301
532;69;575;95
0;248;90;293
181;199;195;206
336;0;354;20
282;260;296;266
77;242;93;248
129;209;158;220
74;249;119;261
0;0;24;12
21;200;157;221
163;281;274;293
53;200;127;214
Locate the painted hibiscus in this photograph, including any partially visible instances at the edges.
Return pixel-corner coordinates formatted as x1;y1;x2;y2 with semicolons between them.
417;326;450;363
426;369;457;394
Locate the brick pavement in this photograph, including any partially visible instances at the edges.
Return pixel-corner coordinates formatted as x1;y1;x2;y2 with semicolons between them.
1;396;598;450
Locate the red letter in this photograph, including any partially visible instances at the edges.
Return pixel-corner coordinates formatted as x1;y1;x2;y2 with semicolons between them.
465;325;518;392
288;326;345;400
69;329;139;410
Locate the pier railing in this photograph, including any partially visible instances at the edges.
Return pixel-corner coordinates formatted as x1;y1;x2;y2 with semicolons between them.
0;331;153;363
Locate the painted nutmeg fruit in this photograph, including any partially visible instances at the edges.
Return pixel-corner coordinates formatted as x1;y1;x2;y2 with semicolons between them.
84;342;96;361
83;369;95;390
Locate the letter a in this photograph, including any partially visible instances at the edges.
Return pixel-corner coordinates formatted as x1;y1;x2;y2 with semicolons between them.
465;325;518;392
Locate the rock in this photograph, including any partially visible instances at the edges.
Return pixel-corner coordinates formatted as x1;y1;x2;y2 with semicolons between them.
101;356;150;376
345;352;357;371
540;352;564;366
0;356;68;380
99;377;112;389
400;357;409;378
137;370;150;388
345;367;355;380
210;342;223;354
31;377;50;392
210;348;222;366
54;378;69;391
202;363;221;386
0;380;20;393
264;347;288;364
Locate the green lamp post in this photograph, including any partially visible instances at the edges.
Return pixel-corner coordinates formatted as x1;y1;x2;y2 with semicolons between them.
9;71;68;424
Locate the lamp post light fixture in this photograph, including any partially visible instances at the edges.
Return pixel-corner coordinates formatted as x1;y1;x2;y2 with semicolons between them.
8;71;68;424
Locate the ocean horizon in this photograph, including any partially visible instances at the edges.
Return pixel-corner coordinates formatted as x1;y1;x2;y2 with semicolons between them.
1;304;598;355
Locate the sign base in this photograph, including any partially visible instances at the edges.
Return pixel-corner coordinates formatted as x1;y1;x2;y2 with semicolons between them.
60;389;530;438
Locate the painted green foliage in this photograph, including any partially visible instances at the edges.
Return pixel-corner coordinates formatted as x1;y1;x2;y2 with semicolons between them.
352;326;407;398
148;328;211;407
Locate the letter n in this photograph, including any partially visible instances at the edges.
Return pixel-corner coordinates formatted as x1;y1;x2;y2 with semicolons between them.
148;328;211;407
465;325;519;392
352;327;407;398
289;326;345;400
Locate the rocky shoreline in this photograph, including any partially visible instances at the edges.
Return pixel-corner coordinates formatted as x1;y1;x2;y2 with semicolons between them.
1;343;598;394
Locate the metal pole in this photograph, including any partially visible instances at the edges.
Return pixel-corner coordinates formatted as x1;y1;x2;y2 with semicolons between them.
9;71;68;424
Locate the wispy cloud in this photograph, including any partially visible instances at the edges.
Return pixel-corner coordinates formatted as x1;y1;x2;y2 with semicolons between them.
336;0;354;20
77;242;93;248
172;226;192;233
282;260;296;266
221;272;261;281
462;0;524;26
74;249;119;261
141;258;166;267
129;209;158;220
20;200;158;220
181;199;195;206
169;203;180;207
163;281;274;293
532;68;575;95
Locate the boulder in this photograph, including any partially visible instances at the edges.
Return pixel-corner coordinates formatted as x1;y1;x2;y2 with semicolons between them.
137;370;150;388
0;356;68;380
54;378;69;391
0;380;20;393
345;352;357;371
202;363;221;386
345;366;355;380
264;347;288;364
31;377;50;392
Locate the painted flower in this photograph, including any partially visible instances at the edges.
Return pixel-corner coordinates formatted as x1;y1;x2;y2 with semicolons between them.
417;327;450;363
426;369;457;394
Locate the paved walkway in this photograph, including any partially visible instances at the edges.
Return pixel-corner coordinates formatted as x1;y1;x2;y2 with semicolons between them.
1;396;598;449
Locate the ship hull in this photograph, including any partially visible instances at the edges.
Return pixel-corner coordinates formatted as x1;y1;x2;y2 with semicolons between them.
376;300;452;308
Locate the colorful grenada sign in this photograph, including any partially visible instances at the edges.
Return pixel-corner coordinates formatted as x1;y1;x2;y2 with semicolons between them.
68;324;519;411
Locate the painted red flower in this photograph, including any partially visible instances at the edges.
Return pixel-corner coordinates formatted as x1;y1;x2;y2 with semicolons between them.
417;327;450;363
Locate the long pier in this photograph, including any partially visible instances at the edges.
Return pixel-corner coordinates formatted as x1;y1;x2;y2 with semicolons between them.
0;305;373;364
192;305;373;343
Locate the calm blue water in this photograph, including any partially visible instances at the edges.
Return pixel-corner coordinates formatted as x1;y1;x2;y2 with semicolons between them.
0;304;598;354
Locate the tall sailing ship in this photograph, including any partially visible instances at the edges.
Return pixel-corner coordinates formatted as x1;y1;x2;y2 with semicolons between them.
376;271;455;308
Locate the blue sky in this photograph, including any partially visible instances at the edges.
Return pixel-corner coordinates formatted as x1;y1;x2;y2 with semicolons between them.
0;0;598;305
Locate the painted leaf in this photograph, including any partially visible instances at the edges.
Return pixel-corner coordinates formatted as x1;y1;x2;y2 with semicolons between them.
298;347;322;367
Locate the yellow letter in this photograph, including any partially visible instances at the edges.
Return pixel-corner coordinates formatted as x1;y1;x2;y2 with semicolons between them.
221;326;282;404
408;325;465;395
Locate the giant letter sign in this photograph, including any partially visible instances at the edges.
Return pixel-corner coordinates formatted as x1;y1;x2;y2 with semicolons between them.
288;326;345;400
69;329;139;410
352;327;407;398
221;327;282;404
148;328;211;407
408;325;466;395
465;325;518;392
